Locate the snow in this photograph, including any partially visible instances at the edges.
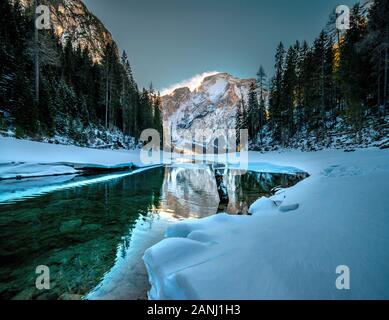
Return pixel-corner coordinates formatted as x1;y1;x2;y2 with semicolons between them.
144;148;389;299
0;137;145;180
160;71;220;96
207;78;227;101
0;162;78;179
248;197;277;215
2;136;389;299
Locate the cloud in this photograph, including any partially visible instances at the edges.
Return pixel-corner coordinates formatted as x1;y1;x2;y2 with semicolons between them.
160;71;220;96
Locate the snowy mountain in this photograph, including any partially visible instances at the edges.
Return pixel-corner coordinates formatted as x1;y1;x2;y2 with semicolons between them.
18;0;118;62
162;73;259;151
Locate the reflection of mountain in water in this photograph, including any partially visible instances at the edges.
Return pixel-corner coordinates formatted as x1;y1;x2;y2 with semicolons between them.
159;165;220;219
159;166;308;216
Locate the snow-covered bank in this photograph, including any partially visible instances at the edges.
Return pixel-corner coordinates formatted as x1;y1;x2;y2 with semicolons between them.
0;137;144;180
144;148;389;299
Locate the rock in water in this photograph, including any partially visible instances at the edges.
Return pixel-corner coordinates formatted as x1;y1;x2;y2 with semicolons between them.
214;169;229;211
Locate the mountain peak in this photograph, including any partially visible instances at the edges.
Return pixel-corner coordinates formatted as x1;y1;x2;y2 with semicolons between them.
202;72;231;82
163;72;254;97
162;72;262;151
171;87;191;97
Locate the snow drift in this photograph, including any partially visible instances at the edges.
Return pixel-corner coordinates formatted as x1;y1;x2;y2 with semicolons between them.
144;148;389;299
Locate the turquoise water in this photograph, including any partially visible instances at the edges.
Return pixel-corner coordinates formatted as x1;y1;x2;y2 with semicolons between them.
0;165;307;300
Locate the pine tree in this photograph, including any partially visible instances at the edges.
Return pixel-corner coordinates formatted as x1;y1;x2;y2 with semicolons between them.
138;88;153;133
256;65;267;143
338;4;371;136
324;37;336;121
101;43;116;128
0;0;161;145
295;41;308;133
235;90;247;145
0;0;17;111
32;0;39;105
120;50;129;134
282;45;298;141
269;42;285;142
235;101;243;144
364;0;389;113
247;81;260;141
153;92;163;139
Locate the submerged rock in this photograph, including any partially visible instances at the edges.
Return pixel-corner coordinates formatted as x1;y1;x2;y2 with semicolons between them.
278;203;299;212
59;293;83;300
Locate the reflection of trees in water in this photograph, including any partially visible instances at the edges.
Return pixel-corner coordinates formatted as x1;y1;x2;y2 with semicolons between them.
225;170;308;214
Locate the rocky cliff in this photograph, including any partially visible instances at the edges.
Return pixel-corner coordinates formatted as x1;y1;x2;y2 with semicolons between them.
18;0;118;62
162;72;257;151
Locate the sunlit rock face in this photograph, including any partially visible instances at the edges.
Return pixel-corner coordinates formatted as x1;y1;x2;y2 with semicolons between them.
17;0;118;63
162;73;258;152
